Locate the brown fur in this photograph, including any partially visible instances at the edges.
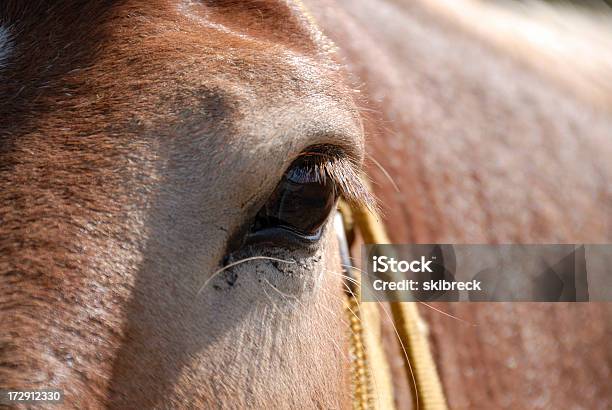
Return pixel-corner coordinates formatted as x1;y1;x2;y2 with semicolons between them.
306;0;612;408
0;1;362;408
2;0;612;409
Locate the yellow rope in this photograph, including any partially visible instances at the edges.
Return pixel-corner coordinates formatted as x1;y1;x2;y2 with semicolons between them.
360;300;396;410
350;204;448;410
346;287;373;410
343;265;396;410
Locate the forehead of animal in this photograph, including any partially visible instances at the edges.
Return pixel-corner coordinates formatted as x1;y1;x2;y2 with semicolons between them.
0;0;354;125
0;1;365;222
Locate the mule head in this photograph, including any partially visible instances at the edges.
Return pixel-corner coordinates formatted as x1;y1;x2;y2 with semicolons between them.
0;1;367;408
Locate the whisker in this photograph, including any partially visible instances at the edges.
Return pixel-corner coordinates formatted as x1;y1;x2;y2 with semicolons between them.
261;277;298;301
356;105;383;115
261;282;283;314
317;283;383;409
329;265;419;409
418;301;477;327
262;277;351;364
197;256;295;296
345;261;477;326
366;153;400;193
373;294;420;409
315;269;363;328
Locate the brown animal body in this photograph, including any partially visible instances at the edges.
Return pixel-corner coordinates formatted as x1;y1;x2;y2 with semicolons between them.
307;1;612;408
1;0;611;409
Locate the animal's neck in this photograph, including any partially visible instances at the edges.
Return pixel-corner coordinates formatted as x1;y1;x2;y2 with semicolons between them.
309;0;612;244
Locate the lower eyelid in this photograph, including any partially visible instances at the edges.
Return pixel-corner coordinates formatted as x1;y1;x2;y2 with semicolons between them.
244;225;323;251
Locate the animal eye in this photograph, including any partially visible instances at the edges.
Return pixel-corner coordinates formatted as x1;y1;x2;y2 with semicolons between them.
247;155;338;245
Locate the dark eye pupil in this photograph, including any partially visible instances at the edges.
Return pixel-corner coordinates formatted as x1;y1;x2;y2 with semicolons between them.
252;156;337;238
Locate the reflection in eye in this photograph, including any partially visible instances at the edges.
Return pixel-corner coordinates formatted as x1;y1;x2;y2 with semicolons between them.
251;155;338;240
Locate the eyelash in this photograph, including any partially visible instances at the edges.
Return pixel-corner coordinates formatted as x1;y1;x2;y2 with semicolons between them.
225;145;373;254
285;155;335;185
246;154;338;244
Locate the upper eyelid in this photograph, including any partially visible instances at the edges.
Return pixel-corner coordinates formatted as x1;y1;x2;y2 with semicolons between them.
298;141;362;164
289;145;374;210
